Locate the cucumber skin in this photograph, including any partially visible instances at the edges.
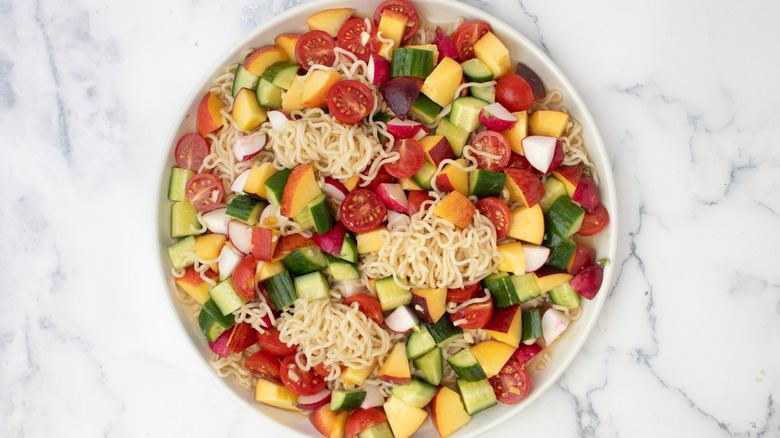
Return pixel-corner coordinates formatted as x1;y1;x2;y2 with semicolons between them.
447;349;487;382
469;169;506;199
391;48;434;79
425;315;463;346
482;272;517;308
546;196;585;238
521;309;543;341
413;346;443;386
264;271;298;309
406;326;436;359
330;390;367;411
264;168;292;206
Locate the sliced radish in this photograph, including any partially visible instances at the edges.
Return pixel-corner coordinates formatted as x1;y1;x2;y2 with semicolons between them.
218;245;243;279
201;207;230;235
233;134;266;161
296;389;332;411
386;210;410;232
513;343;543;365
541;308;570;346
376;183;409;214
340;279;366;298
258;203;283;229
323;176;349;202
227;220;253;255
412;125;430;141
208;326;234;358
386;117;424;139
368;53;391;85
523;244;551;272
361;384;385;409
521;135;558;173
432;27;458;62
312;222;346;256
569;263;604;300
479;102;517;131
267;110;290;132
231;169;251;195
384;306;419;333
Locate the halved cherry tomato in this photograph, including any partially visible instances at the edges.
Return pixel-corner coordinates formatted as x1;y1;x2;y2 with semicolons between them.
447;283;480;303
489;358;532;404
280;355;327;396
385;138;424;179
449;294;493;329
232;254;256;300
359;163;394;191
174;133;209;172
496;73;535;112
343;293;384;326
327;80;376;124
452;20;492;61
256;327;297;357
340;189;386;233
185;173;224;212
470;130;511;170
245;350;282;381
475;197;511;239
346;408;387;438
295;30;336;70
577;203;609;236
337;18;380;63
407;190;434;216
228;322;258;354
372;0;420;43
313;362;333;378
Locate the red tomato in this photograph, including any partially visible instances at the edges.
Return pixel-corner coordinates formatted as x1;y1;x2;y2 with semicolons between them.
185;173;224;212
232;254;256;300
372;0;420;43
447;283;480;303
489;358;532;404
577;203;609;236
343;294;384;326
256;327;297;357
407;190;434;216
280;355;327;396
245;350;282;381
475;197;511;239
346;408;388;438
327;80;376;124
313;362;332;378
174;133;209;172
496;73;535;112
385;138;424;179
337;18;380;63
295;30;336;70
359;163;394;191
470;130;511;170
450;294;493;329
228;322;258;354
452;21;492;61
340;189;386;233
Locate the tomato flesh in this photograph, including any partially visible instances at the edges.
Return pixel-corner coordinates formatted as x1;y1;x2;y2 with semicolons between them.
447;283;479;303
327;80;376;124
359;163;394;191
228;322;258;354
280;355;327;396
256;327;297;357
373;0;420;43
385;138;424;179
470;130;511;171
245;350;283;381
496;73;535;112
185;173;224;212
577;203;609;236
407;190;434;216
475;197;511;239
452;20;492;61
343;293;384;326
296;30;336;70
489;358;532;404
346;408;387;438
233;254;256;300
337;18;380;63
340;189;386;233
449;294;493;329
175;133;209;172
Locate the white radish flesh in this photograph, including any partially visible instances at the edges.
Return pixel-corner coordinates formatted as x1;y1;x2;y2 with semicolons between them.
218;245;243;279
233;134;266;161
368;53;391;85
384;305;419;333
201;207;230;235
227;220;253;255
523;244;551;272
541;308;570;346
386;210;411;232
521;135;558;173
361;384;386;409
376;183;409;214
267;110;290;132
479;102;517;130
231;169;251;195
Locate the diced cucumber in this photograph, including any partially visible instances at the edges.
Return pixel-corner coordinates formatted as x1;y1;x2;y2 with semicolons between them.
209;278;248;315
282;245;328;275
327;260;361;281
358;422;394;438
546;196;585;238
469;84;495;104
408;93;441;125
371;112;393;124
168;167;195;202
456;378;497;415
390;380;437;408
549;282;581;309
338;235;359;263
435;117;470;157
540;177;568;212
256;77;283;110
264;168;293;206
264;271;298;309
226;194;267;225
391;48;434;79
374;276;412;311
449;96;488;132
171;201;202;238
482;271;517;308
469;169;506;198
294;271;331;301
425;315;463;346
232;64;260;96
413;346;443;386
406;326;436;359
201;298;236;329
543;233;577;270
447;348;487;382
198;309;227;342
521;309;543;342
461;58;494;83
330;390;367;411
413;160;437;190
168;235;197;269
296;193;334;234
510;273;542;303
262;61;300;90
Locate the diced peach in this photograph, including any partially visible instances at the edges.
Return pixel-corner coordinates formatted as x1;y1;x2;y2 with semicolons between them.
232;88;267;131
274;33;302;62
529;109;570;138
356;226;388;253
470;340;516;378
384;395;428;438
306;8;354;37
420;135;453;168
506;204;544;244
175;266;217;304
504;168;545;207
421;56;462;107
496;241;526;275
196;91;225;137
254;378;301;411
377;9;408;49
434;158;469;196
280;164;321;218
281;75;305;114
433;191;475;228
483;304;523;348
302;70;341;108
195;233;227;272
551;163;584;198
343;175;361;192
410;286;447;323
243;162;277;200
376;343;412;385
535;269;574;294
431;386;471;438
500;111;528;155
243;45;288;76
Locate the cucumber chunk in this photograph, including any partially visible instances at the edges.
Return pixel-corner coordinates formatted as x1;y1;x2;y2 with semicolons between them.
232;64;260;96
296;193;334;234
511;273;542;303
408;93;441;125
521;308;543;342
294;271;331;301
413;160;437;190
171;201;202;238
469;84;496;104
167;235;197;269
406;326;436;359
264;271;298;309
469;169;506;199
543;233;577;270
262;61;300;90
549;282;581;309
201;298;236;329
449;96;488;132
413;346;443;386
390;380;437;408
358;422;394;438
435;117;470;157
374;276;412;311
330;390;367;411
198;309;227;342
461;58;494;83
546;196;585;238
540;177;567;212
209;278;248;315
282;245;328;275
425;315;463;346
226;195;267;225
327;260;361;281
256;77;283;110
482;271;517;308
391;48;434;79
447;348;487;382
338;235;359;263
264;168;292;206
168;167;195;202
456;378;497;415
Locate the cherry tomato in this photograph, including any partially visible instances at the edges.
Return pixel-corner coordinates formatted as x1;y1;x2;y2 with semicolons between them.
327;80;376;124
385;138;424;179
359;163;394;191
372;0;420;43
174;133;209;172
470;130;511;170
452;20;492;61
295;30;336;70
312;362;332;378
184;173;224;212
577;203;609;236
343;293;384;326
447;283;479;303
340;189;386;233
475;197;511;239
245;350;282;381
280;355;327;396
407;190;434;216
346;408;387;438
337;18;380;63
496;73;535;112
256;327;297;357
232;254;256;300
489;358;532;404
450;294;493;329
228;321;258;354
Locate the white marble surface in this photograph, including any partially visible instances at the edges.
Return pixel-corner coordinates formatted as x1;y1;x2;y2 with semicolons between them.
1;0;779;436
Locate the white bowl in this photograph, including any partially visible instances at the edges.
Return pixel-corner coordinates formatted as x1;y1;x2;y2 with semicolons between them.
155;0;618;436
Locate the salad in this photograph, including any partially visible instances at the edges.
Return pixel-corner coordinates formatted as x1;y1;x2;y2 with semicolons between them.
165;1;611;437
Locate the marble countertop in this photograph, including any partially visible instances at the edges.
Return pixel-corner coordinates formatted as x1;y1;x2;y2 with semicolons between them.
2;0;778;436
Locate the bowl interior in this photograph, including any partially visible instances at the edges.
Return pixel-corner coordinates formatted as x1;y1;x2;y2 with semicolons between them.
155;0;617;436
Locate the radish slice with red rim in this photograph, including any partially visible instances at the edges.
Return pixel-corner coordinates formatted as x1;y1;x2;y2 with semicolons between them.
231;169;251;195
479;102;517;131
296;389;332;411
201;207;230;235
218;244;243;278
233;134;266;161
258;203;285;229
360;384;385;409
386;117;424;139
521;135;558;173
312;222;346;256
267;110;290;132
432;27;458;62
541;308;569;346
367;53;391;85
227;220;253;255
208;326;234;358
386;210;410;232
376;183;409;214
323;176;348;202
523;244;551;272
384;305;419;333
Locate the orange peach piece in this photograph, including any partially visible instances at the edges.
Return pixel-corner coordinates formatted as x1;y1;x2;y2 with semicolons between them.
274;33;301;62
506;203;544;244
196;91;225;137
280;164;322;218
242;45;288;76
504;168;545;207
434;158;469;196
306;8;354;37
434;191;475;228
301;70;340;108
281;75;305;114
232;88;268;131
